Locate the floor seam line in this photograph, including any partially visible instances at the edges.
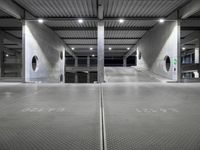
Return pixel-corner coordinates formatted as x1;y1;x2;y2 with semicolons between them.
99;83;107;150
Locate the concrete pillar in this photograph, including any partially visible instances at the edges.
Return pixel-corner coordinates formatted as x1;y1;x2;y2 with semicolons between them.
177;19;182;82
97;21;104;83
87;56;90;67
123;57;127;67
87;56;90;83
75;57;78;67
190;53;193;64
87;72;90;83
22;20;25;82
74;57;78;83
195;47;199;64
0;38;4;78
75;72;78;83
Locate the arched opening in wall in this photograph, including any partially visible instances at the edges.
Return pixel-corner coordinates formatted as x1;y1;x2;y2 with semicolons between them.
164;56;171;72
60;51;63;60
32;56;38;71
60;74;63;82
138;51;142;60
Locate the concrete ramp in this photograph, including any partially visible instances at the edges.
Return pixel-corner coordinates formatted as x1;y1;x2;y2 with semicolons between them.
105;67;159;82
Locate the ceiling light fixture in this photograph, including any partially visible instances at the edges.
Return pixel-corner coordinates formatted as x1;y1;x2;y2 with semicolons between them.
127;47;130;50
92;54;95;57
109;47;112;51
90;47;93;51
72;47;75;50
6;54;9;57
38;19;44;23
182;47;186;50
78;19;83;23
159;18;165;23
119;19;125;23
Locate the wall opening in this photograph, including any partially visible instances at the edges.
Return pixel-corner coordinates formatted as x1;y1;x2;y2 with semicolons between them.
60;74;63;82
139;51;142;60
32;56;38;71
60;51;63;60
164;56;171;72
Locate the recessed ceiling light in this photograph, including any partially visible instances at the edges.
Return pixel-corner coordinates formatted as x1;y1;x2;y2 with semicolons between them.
109;47;112;51
78;19;83;23
38;19;44;23
6;54;9;57
92;54;95;57
119;19;125;23
90;47;93;51
127;47;130;50
71;47;75;50
159;18;165;23
182;47;186;50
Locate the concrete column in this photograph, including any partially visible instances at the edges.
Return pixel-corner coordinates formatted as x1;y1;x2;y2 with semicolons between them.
177;19;182;82
123;57;127;67
195;47;199;64
75;57;78;67
75;72;78;83
0;38;4;78
87;56;90;67
97;21;104;83
87;56;90;83
22;20;25;82
190;53;193;64
74;57;78;83
87;72;90;83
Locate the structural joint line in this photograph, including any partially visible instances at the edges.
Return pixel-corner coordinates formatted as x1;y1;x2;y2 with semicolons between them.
99;83;107;150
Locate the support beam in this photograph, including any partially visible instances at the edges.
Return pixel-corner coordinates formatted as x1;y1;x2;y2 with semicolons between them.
177;20;182;82
98;0;104;20
181;31;200;45
0;0;24;19
61;38;141;40
52;27;150;31
0;30;21;46
124;46;137;59
87;56;90;83
180;0;200;19
31;17;160;21
123;57;127;67
0;37;3;78
97;21;105;83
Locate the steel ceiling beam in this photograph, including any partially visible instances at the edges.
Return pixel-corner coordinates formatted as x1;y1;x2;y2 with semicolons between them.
29;17;160;21
61;38;141;40
0;0;24;19
52;27;151;31
181;27;200;31
67;44;135;46
180;0;200;19
0;30;21;45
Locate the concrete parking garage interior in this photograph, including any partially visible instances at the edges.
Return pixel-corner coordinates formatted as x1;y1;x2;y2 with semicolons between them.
0;0;200;149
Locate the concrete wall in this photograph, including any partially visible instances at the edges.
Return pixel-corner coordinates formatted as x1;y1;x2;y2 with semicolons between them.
24;21;65;83
136;21;178;80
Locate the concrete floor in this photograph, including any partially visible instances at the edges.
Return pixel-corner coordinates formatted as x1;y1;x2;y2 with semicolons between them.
105;67;159;82
0;68;200;149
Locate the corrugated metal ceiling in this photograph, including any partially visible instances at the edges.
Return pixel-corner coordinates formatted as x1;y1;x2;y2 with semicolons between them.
104;0;189;17
13;0;97;17
181;31;194;38
105;30;146;38
6;30;22;38
64;39;138;45
1;0;193;56
45;20;156;28
56;30;145;39
0;19;21;27
56;30;97;38
0;10;10;17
